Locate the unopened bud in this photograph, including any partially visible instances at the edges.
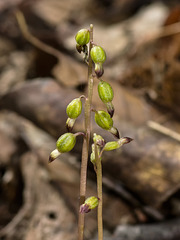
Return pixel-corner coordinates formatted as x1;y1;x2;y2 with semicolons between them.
94;110;113;131
98;80;113;103
49;149;61;163
80;196;99;213
105;102;114;117
66;98;82;119
66;118;76;132
118;137;133;145
90;46;106;64
95;63;104;78
103;141;120;151
76;44;83;53
56;133;76;153
48;133;78;162
98;80;114;116
75;29;90;46
103;137;133;151
109;127;120;139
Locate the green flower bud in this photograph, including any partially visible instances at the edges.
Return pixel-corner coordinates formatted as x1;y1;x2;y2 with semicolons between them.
75;29;90;46
49;132;84;163
94;110;113;130
94;110;119;137
98;80;114;116
93;133;105;147
90;46;106;64
103;141;120;151
85;196;99;209
103;137;133;152
98;80;113;103
66;98;82;119
56;133;76;153
80;196;99;213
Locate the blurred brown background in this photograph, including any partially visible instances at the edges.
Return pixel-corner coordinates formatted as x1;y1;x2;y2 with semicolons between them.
0;0;180;239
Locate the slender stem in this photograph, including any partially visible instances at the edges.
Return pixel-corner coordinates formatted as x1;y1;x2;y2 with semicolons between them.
95;144;103;240
78;24;94;240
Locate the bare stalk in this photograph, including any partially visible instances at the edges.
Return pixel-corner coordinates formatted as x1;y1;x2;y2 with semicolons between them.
78;24;94;240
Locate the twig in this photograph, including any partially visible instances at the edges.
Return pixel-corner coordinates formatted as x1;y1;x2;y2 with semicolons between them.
136;22;180;50
15;10;61;59
148;22;180;41
102;177;164;221
147;120;180;143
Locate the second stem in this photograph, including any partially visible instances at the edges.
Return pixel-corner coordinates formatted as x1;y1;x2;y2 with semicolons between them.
95;144;103;240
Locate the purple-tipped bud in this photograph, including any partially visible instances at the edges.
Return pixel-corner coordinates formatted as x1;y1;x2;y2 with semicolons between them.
105;102;114;117
98;80;114;116
66;118;76;132
93;133;105;147
49;133;77;163
109;127;120;139
49;149;61;163
76;44;83;53
103;137;133;152
103;141;120;151
95;63;104;78
80;196;99;214
79;203;91;213
118;137;133;145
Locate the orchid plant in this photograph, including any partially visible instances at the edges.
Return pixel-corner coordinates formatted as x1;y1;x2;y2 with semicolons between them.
49;24;133;240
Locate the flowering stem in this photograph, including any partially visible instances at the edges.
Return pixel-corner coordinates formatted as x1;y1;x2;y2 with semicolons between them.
78;24;94;240
95;143;103;240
